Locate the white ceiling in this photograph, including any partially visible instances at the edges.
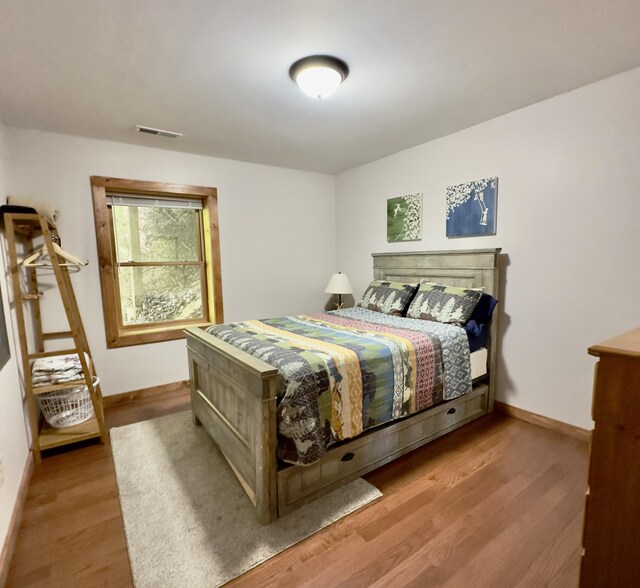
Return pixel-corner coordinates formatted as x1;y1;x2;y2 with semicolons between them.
1;0;639;174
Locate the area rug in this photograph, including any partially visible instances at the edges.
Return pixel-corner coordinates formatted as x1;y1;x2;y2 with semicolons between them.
111;411;382;587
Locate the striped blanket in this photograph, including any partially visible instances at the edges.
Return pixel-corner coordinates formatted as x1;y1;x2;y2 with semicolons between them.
207;307;472;466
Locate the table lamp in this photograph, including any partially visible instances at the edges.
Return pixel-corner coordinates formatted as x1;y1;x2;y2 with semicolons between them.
325;272;353;309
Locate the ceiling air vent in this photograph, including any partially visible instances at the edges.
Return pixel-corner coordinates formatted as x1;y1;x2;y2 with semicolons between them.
136;125;183;139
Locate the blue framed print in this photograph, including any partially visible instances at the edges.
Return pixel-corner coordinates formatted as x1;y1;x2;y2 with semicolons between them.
446;177;498;238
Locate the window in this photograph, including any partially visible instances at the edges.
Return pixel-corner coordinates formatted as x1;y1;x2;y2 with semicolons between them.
91;176;223;348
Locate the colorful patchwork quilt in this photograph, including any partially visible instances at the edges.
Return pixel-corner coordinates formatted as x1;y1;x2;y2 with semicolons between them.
206;307;472;466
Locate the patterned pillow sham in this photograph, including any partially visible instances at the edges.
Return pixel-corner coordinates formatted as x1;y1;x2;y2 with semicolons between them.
406;282;482;324
357;280;418;316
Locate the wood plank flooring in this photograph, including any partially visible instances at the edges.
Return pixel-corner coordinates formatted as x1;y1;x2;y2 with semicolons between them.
7;395;588;587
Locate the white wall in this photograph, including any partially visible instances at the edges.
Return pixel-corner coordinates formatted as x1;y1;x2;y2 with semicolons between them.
4;67;639;428
0;120;30;562
5;129;336;395
335;66;640;430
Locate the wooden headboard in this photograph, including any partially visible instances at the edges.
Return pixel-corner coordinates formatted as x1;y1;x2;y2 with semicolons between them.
372;248;502;409
372;248;501;297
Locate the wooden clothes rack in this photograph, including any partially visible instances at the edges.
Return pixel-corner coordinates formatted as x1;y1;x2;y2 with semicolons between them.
3;212;107;462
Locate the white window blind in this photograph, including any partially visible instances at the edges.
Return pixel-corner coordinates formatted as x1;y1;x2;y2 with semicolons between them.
106;193;203;210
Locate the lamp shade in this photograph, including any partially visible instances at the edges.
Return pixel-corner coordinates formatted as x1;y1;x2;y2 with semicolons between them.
325;272;353;295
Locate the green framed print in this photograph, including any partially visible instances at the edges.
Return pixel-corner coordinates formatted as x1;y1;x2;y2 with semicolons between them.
387;193;422;242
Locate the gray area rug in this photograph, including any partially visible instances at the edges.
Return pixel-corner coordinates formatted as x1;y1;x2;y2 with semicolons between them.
111;411;382;587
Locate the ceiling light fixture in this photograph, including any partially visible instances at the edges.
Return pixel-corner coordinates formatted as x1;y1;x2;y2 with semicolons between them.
289;55;349;99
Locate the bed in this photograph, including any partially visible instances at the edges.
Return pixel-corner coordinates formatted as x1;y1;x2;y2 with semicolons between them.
185;248;501;523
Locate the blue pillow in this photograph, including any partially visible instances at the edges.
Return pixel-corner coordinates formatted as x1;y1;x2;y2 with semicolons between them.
464;293;498;352
468;293;498;324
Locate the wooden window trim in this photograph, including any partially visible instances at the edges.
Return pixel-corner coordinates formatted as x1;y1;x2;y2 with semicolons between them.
91;176;223;348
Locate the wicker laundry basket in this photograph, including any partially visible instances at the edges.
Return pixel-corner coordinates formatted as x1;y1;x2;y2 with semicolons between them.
39;377;99;428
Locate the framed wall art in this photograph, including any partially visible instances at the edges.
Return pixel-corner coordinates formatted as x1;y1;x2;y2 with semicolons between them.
387;193;422;242
446;177;498;238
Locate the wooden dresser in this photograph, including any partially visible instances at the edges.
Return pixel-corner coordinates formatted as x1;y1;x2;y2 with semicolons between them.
581;327;640;587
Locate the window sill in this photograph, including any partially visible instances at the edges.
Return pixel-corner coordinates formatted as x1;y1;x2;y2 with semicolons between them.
107;321;213;349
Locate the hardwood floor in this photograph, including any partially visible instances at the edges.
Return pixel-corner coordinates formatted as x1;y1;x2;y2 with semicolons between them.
7;395;588;587
5;392;189;588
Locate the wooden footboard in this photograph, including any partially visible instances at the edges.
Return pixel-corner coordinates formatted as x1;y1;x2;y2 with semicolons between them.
186;327;491;522
186;327;281;523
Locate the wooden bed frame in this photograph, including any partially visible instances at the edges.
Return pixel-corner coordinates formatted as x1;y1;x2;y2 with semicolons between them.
185;248;502;523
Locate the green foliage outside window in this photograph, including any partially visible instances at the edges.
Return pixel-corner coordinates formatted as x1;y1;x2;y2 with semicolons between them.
112;204;204;326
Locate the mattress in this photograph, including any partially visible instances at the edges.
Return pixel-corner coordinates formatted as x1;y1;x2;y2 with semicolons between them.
470;347;488;379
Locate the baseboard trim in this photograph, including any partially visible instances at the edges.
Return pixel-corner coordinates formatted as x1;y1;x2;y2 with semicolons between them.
103;380;190;408
0;453;34;587
495;401;591;443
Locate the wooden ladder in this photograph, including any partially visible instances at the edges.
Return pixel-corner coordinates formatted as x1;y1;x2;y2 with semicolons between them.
3;212;108;463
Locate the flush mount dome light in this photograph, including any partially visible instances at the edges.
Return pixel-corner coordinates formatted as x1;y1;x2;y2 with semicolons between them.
289;55;349;99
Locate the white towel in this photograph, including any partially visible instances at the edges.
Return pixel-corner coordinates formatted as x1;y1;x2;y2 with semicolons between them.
32;354;81;373
31;353;91;386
